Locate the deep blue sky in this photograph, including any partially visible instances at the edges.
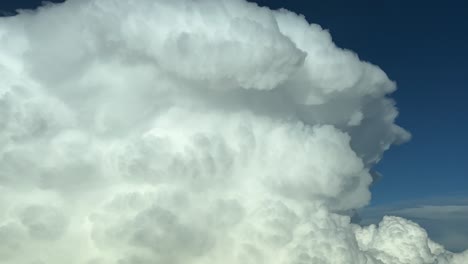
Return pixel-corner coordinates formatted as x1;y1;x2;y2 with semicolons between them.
248;0;468;205
246;0;468;251
1;0;467;205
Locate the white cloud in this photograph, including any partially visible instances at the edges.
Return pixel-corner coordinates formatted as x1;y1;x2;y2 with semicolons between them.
0;0;464;263
358;201;468;253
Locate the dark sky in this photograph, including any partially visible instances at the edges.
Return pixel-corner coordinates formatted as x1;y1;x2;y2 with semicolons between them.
246;0;468;252
249;0;468;205
0;0;64;15
1;0;467;205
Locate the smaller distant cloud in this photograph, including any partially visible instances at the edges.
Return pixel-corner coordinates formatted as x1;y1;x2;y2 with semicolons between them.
357;196;468;252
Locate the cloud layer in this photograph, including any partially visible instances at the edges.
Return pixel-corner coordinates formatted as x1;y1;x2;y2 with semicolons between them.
0;0;465;263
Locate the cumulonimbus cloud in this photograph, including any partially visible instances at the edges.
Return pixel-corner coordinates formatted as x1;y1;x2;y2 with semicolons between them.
0;0;465;263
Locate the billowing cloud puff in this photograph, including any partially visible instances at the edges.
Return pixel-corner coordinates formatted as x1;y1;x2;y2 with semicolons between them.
0;0;465;263
358;201;468;252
